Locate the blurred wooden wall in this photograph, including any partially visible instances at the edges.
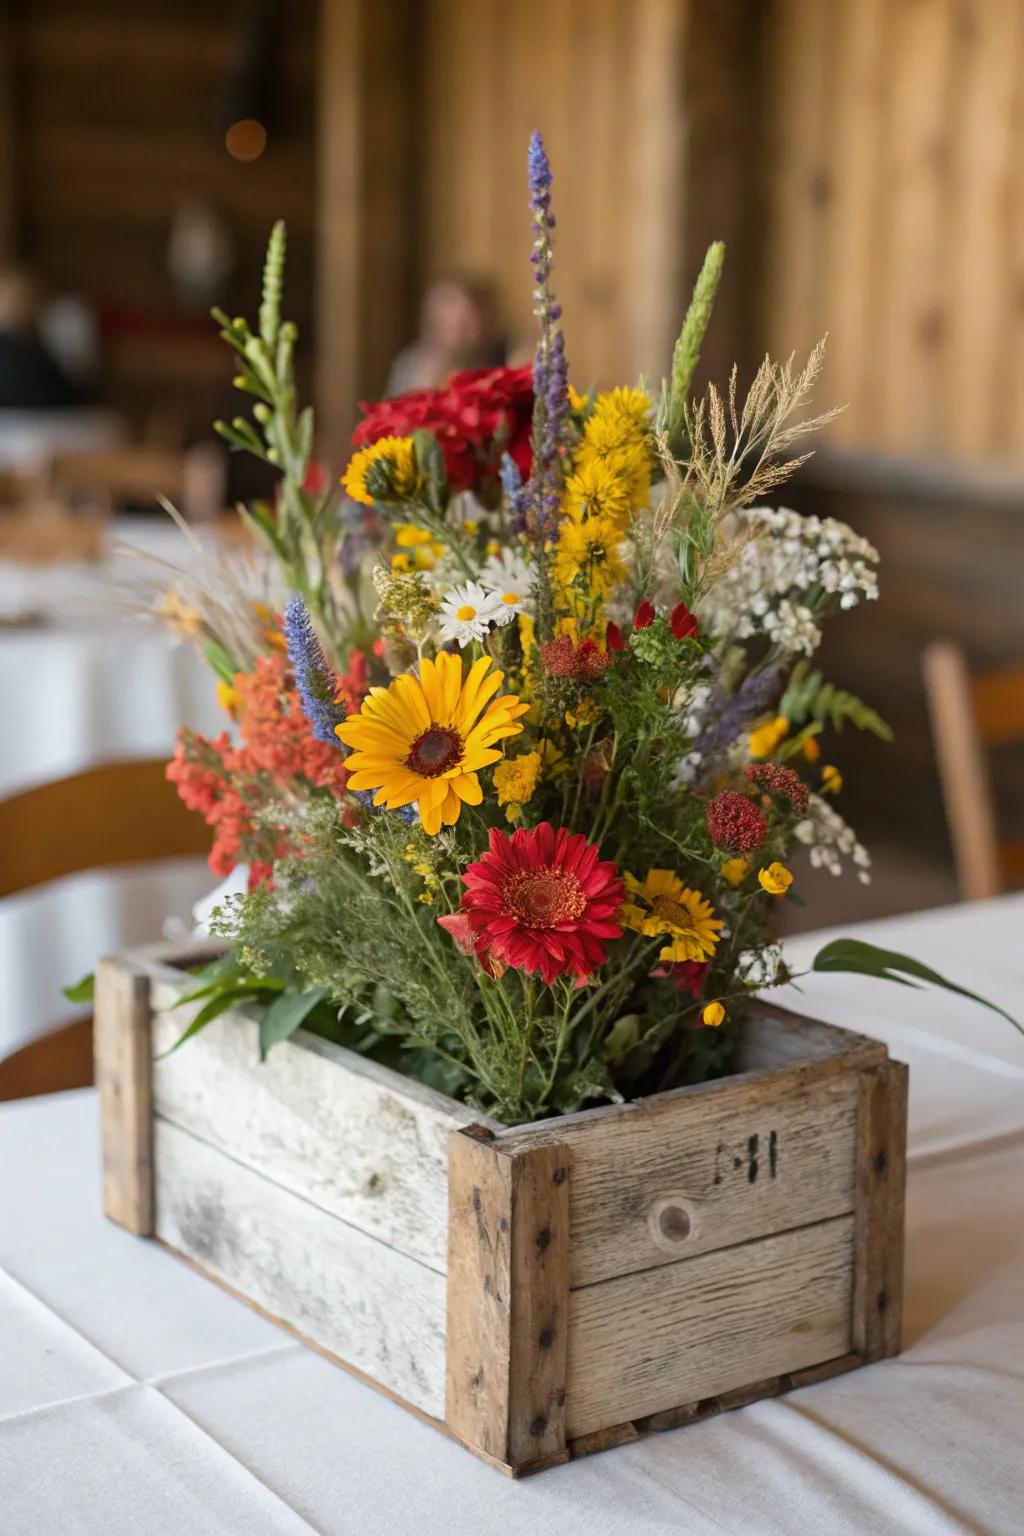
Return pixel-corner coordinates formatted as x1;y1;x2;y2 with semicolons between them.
317;0;757;451
758;0;1024;458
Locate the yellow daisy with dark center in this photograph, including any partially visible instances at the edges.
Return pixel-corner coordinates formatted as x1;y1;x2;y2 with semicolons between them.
620;868;723;963
336;652;528;836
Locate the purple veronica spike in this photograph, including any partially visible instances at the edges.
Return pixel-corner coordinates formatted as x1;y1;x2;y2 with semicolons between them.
283;596;344;747
693;665;784;762
521;131;570;543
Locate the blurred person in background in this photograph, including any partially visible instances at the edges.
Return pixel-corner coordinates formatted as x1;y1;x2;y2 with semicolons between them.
0;266;80;411
386;273;507;395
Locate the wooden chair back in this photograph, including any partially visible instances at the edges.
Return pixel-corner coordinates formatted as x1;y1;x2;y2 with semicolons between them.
923;641;1024;901
0;759;211;1101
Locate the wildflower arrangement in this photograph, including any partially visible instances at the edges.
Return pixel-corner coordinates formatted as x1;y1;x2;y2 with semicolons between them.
155;134;1018;1125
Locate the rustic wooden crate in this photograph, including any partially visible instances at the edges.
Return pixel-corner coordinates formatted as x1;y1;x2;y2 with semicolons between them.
95;943;908;1477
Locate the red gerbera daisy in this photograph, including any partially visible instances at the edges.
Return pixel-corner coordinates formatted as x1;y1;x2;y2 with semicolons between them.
458;822;624;986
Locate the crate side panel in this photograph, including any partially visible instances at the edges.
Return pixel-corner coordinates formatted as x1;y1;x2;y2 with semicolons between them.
153;1118;446;1418
566;1214;855;1437
151;989;473;1273
508;1070;861;1287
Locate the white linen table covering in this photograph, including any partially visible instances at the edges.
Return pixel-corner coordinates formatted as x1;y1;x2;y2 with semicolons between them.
1;895;1023;1535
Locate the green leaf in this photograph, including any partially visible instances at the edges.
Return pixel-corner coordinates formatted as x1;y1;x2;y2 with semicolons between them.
812;939;1022;1035
667;241;725;435
201;640;240;687
62;971;95;1004
259;986;328;1060
156;984;266;1058
603;1013;642;1062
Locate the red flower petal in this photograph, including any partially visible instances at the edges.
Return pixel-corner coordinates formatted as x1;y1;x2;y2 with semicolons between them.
634;599;656;630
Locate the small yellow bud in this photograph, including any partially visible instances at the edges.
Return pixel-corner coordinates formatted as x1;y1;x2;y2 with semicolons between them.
801;735;821;763
822;764;843;794
702;1001;725;1028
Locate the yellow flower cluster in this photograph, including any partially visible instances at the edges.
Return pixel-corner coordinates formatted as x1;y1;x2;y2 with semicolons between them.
553;387;652;617
402;843;441;904
390;523;445;572
493;750;541;822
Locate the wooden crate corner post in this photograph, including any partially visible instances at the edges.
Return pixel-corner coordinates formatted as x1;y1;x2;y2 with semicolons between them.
853;1057;909;1361
445;1126;572;1476
94;953;154;1236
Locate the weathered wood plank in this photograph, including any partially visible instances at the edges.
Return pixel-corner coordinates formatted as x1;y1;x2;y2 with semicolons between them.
566;1215;855;1438
151;973;490;1273
853;1059;909;1360
94;954;154;1236
446;1130;571;1472
153;1117;446;1418
499;1068;862;1287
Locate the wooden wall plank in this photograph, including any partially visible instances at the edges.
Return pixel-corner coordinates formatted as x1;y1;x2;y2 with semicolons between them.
567;1213;855;1438
150;979;484;1274
446;1129;572;1473
94;954;154;1236
154;1117;448;1418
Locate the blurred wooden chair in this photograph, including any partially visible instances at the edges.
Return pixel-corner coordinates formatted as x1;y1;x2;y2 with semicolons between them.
923;641;1024;901
0;760;211;1102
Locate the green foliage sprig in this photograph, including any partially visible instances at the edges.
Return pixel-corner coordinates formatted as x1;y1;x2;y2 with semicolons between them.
779;661;893;742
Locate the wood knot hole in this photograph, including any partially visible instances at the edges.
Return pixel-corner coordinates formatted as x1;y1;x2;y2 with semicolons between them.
659;1205;691;1243
536;1226;552;1253
539;1327;555;1350
648;1193;698;1252
529;1415;548;1438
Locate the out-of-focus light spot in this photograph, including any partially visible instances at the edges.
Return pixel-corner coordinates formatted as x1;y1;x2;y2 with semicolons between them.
225;119;267;161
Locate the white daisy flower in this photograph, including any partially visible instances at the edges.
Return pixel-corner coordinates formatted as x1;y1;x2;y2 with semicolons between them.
480;546;534;624
437;581;500;646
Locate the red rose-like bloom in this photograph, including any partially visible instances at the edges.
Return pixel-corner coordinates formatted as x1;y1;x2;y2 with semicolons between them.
670;601;698;640
634;599;656;630
745;761;809;811
459;823;624;986
352;365;534;493
652;959;710;998
706;790;768;853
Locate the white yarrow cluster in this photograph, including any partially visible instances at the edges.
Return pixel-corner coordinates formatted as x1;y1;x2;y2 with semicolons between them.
737;944;787;988
701;506;879;654
794;794;872;884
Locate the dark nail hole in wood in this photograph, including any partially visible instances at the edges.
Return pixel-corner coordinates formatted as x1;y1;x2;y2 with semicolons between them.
553;1167;566;1184
877;1290;888;1314
537;1226;552;1253
539;1327;555;1349
874;1149;888;1178
529;1415;548;1438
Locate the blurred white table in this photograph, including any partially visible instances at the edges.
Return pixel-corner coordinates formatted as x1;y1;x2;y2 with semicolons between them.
0;518;224;1054
1;897;1022;1535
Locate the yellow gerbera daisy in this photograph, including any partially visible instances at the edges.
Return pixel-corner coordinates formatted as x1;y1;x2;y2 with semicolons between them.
336;652;528;836
620;869;723;963
553;507;627;594
342;436;417;506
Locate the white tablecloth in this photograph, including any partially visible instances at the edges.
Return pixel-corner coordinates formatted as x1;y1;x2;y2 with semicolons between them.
0;519;224;1053
1;896;1023;1535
